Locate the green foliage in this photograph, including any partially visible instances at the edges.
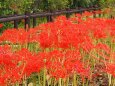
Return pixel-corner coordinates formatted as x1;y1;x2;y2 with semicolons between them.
68;0;99;8
99;0;115;17
99;0;115;8
0;22;13;33
0;0;34;15
0;0;100;14
47;0;69;11
6;0;34;13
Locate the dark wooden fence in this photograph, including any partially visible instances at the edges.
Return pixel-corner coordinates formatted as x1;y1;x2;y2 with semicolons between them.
0;7;100;29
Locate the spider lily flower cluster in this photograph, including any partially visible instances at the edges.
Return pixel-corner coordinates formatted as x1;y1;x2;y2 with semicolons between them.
0;11;115;86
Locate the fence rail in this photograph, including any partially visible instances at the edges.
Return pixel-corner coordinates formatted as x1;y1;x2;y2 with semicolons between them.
0;7;100;29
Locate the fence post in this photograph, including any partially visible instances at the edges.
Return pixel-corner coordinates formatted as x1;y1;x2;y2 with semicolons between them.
78;7;83;15
14;12;18;29
93;9;96;18
25;11;30;30
47;15;52;22
99;9;102;17
66;8;71;18
33;11;37;28
46;10;53;22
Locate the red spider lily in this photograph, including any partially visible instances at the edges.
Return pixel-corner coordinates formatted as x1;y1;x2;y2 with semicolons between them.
75;13;82;18
94;10;102;14
75;60;90;80
17;29;29;44
65;50;81;60
0;47;44;85
94;29;107;39
0;24;3;28
95;43;111;54
0;46;22;85
51;67;67;79
45;50;64;72
64;55;81;74
27;28;39;42
38;19;77;48
98;51;110;60
112;39;115;43
105;63;115;77
15;48;44;76
0;76;6;86
0;29;18;43
81;41;94;53
69;17;77;23
44;50;82;79
38;31;52;48
46;61;68;79
45;50;83;79
23;55;44;76
15;48;33;60
46;50;64;61
0;29;29;44
0;13;115;85
0;45;11;54
82;11;93;17
55;15;67;22
110;27;115;37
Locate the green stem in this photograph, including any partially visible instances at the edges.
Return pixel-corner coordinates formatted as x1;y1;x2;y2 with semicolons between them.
43;68;46;86
65;78;69;86
108;74;112;86
38;73;40;85
33;76;36;86
59;78;62;86
73;73;77;86
82;81;85;86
